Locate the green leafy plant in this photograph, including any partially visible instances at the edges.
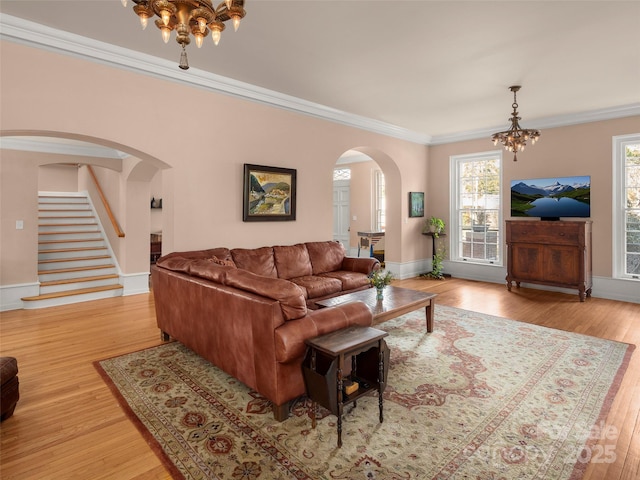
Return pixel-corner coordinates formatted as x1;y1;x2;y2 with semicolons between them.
421;244;447;280
370;269;394;289
428;216;445;237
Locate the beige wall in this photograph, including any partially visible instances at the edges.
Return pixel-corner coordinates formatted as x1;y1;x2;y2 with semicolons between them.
0;41;429;286
429;116;640;278
38;164;78;192
1;40;637;295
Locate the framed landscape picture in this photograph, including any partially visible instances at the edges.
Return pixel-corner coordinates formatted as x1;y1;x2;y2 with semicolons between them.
243;164;297;222
409;192;424;217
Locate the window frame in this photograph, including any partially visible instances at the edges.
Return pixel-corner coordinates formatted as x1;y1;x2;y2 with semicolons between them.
612;133;640;280
373;169;385;232
449;150;503;266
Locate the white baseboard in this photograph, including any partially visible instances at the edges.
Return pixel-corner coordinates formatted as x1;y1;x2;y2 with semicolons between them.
121;272;150;296
443;260;639;304
0;282;39;311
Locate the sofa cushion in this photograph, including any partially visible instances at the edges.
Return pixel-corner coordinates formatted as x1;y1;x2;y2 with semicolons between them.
319;270;372;290
224;269;307;321
291;275;342;299
305;241;345;274
188;259;235;284
273;244;313;280
155;255;193;273
231;247;277;278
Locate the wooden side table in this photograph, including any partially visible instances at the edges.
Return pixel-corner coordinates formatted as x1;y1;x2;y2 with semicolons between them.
302;326;389;448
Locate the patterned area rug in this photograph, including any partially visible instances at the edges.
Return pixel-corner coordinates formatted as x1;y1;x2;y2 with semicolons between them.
96;306;634;480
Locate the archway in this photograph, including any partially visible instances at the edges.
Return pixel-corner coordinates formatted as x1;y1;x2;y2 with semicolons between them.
334;147;402;274
0;131;171;306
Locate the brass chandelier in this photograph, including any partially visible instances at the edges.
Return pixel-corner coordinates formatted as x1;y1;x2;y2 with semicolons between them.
121;0;246;70
491;86;541;162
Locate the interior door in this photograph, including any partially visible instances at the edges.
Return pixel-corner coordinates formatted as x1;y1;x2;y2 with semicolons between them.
333;180;350;249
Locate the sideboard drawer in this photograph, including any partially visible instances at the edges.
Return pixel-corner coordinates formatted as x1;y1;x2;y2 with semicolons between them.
508;221;581;245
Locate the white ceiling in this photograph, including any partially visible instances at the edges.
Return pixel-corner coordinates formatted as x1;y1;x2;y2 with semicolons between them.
1;0;639;144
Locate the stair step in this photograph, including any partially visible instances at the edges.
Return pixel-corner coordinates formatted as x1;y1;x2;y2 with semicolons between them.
38;246;108;254
22;284;123;302
40;274;120;287
39;255;111;265
39;222;97;226
39;238;105;245
38;264;116;275
39;208;91;213
39;230;101;235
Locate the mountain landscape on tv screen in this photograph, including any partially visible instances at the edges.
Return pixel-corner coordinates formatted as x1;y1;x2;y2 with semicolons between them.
511;176;591;218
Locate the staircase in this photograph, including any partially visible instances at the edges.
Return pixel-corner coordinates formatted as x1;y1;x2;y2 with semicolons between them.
21;194;123;309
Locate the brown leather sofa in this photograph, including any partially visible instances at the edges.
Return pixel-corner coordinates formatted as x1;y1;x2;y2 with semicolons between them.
151;240;379;420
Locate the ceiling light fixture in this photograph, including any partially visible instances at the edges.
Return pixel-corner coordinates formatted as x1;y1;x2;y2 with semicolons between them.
121;0;246;70
491;86;540;162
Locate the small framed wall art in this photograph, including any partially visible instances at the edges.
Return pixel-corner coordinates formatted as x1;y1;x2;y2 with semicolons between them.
243;164;297;222
409;192;425;218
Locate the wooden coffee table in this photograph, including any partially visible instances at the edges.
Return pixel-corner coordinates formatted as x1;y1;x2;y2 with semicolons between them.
316;285;437;332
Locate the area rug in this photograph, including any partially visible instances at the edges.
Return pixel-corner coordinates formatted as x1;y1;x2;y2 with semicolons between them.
95;305;634;480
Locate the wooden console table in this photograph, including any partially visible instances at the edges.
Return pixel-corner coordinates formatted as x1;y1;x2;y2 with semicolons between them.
302;326;389;448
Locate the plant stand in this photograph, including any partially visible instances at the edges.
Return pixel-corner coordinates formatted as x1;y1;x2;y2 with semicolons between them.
422;232;448;279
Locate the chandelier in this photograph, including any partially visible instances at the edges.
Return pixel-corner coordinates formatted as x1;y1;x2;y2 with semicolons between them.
121;0;246;70
491;86;540;162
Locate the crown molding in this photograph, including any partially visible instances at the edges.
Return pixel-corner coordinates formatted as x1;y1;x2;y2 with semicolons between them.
1;14;637;149
430;103;640;145
0;13;432;146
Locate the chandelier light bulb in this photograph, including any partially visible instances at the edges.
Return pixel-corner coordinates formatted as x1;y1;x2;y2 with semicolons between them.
139;14;149;30
231;14;241;31
195;33;204;48
212;29;221;45
161;26;171;43
121;0;128;7
225;0;232;8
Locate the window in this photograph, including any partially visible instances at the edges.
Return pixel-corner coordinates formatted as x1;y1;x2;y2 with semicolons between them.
613;134;640;279
333;168;351;181
450;151;502;264
373;169;385;231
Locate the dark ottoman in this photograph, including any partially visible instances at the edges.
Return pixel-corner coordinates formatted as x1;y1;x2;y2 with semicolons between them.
0;357;19;421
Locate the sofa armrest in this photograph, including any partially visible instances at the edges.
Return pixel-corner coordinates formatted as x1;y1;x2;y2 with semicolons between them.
274;301;373;363
341;256;380;275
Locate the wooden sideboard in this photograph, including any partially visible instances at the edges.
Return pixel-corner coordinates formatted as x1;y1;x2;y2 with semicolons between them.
505;220;592;301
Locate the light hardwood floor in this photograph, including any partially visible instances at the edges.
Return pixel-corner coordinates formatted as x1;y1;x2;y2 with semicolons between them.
0;278;638;480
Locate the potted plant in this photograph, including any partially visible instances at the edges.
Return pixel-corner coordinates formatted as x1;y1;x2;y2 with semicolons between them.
370;269;394;300
426;216;445;237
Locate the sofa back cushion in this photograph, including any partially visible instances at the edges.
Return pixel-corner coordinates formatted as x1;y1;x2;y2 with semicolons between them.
231;247;277;278
188;258;235;284
305;241;346;274
157;248;235;266
155;255;193;273
273;244;313;280
224;269;307;321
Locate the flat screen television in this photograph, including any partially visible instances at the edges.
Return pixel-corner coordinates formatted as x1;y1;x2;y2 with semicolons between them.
510;175;591;220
